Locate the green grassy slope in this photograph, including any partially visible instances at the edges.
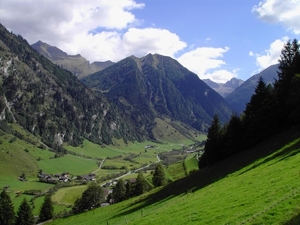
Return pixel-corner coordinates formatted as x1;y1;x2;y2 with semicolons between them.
49;128;300;225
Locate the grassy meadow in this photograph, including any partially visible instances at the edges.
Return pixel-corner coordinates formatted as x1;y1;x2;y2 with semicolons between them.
48;129;300;225
1;121;201;219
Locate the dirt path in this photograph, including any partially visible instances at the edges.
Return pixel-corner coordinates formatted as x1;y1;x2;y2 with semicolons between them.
92;158;106;174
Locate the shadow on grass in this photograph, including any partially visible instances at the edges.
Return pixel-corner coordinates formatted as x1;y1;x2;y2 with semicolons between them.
110;128;300;219
283;213;300;225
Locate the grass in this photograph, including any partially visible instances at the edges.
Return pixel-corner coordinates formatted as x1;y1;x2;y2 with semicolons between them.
38;154;98;175
52;185;88;206
183;155;198;174
48;128;300;225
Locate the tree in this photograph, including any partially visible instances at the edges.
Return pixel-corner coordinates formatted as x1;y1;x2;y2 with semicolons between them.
243;77;274;146
222;113;244;155
152;163;167;187
72;182;105;213
113;179;126;203
125;179;134;199
39;194;54;223
15;198;34;225
0;190;15;225
135;172;151;195
274;39;300;128
198;114;224;168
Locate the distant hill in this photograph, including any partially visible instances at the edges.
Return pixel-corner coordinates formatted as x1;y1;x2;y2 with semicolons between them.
81;54;233;133
31;41;114;78
225;64;278;114
203;78;244;97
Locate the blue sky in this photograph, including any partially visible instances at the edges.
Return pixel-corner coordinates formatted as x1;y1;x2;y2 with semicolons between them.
1;0;300;82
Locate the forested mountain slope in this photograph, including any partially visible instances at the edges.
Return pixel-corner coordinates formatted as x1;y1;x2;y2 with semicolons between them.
82;54;233;134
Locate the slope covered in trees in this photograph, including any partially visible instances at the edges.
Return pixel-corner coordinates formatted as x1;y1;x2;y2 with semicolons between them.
81;54;233;134
199;39;300;168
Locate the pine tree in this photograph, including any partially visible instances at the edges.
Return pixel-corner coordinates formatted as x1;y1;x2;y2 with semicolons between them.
152;163;167;187
39;194;54;223
198;114;223;168
223;113;244;155
113;179;126;203
15;198;34;225
135;172;151;195
243;77;274;146
125;180;133;199
274;39;300;128
0;190;15;225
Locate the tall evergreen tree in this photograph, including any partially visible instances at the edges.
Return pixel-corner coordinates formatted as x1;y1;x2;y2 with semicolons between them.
113;179;126;203
0;190;15;225
125;180;134;199
15;198;34;225
152;163;167;187
135;172;151;195
243;77;274;147
72;182;105;213
198;114;223;168
223;113;244;155
274;39;300;127
39;194;54;223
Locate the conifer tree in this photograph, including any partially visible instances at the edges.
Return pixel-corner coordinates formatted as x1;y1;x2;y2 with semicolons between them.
152;163;167;187
223;113;243;155
135;172;151;195
243;77;274;146
125;180;133;199
39;194;54;223
15;198;34;225
113;179;126;203
274;39;300;127
0;190;15;225
198;114;223;168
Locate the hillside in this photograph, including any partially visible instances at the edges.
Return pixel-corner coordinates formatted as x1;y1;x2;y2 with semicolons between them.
0;23;149;147
48;127;300;225
225;64;278;114
82;54;233;134
31;41;114;78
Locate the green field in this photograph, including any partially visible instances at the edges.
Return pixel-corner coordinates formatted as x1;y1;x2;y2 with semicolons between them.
38;154;98;175
48;129;300;225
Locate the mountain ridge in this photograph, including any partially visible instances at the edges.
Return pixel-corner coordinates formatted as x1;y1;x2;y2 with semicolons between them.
31;40;114;78
203;77;244;97
225;64;278;114
82;53;233;132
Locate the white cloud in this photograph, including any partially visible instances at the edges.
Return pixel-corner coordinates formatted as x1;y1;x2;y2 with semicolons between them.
204;69;239;84
253;0;300;34
177;47;236;83
0;0;235;83
250;37;288;71
0;0;188;63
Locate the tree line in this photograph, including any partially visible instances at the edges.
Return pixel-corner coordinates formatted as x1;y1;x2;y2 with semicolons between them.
0;190;53;225
199;39;300;168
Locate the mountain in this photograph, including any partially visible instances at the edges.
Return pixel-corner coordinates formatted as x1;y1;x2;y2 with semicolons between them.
0;23;144;147
81;54;233;133
31;41;114;78
203;78;244;97
225;64;278;114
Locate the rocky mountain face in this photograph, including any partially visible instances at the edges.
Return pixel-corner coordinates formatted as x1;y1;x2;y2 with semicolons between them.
31;41;114;78
0;23;140;147
203;78;244;97
82;54;233;133
225;64;278;114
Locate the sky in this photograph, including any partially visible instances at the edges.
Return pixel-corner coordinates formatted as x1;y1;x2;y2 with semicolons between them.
0;0;300;83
